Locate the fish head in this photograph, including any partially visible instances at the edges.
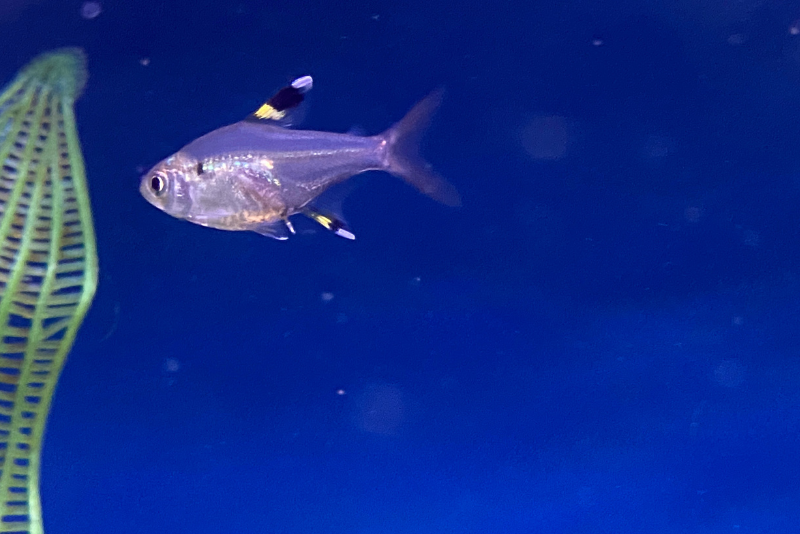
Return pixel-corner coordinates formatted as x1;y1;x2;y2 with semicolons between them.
140;152;197;220
140;150;276;230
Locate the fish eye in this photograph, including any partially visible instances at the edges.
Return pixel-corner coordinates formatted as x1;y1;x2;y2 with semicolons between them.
150;173;167;196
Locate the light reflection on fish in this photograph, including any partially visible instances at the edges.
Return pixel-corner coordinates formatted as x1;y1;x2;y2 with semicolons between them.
140;76;459;240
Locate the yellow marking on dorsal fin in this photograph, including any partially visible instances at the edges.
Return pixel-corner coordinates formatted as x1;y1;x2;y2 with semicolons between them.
253;103;287;121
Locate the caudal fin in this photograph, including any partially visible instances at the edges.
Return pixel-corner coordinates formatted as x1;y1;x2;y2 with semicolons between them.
380;89;461;207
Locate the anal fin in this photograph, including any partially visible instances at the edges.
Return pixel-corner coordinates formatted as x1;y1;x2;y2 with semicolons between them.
302;207;355;240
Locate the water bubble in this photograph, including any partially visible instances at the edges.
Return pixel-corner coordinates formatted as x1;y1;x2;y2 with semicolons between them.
80;1;101;19
683;205;703;223
163;358;181;373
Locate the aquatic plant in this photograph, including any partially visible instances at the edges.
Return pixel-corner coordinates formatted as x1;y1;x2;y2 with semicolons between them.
0;48;97;534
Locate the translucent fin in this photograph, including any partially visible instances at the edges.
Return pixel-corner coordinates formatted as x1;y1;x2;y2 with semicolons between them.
253;221;292;240
380;89;461;207
302;207;355;240
246;75;313;126
301;181;357;239
347;125;367;136
0;48;97;534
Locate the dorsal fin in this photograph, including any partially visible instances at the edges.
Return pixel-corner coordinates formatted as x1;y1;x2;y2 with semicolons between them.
246;75;313;125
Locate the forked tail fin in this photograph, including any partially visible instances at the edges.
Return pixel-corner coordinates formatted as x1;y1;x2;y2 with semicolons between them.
380;89;461;207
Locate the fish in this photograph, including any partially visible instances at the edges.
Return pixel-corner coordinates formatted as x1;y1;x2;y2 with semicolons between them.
139;76;460;241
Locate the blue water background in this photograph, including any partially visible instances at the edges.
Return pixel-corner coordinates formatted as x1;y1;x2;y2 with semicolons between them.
3;0;800;532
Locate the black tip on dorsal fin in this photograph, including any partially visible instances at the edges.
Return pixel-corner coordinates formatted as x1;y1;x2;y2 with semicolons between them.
247;75;313;123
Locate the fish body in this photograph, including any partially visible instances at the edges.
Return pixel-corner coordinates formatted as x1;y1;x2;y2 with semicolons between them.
140;78;459;240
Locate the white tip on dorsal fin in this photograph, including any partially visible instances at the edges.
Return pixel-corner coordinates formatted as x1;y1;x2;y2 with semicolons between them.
291;76;313;93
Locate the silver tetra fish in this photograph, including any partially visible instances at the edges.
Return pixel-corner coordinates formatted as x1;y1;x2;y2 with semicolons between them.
139;76;460;240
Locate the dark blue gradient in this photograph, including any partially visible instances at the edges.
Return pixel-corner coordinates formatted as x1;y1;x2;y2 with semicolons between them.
2;0;799;532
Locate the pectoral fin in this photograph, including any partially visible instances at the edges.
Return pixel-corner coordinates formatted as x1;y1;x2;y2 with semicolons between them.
253;220;294;240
